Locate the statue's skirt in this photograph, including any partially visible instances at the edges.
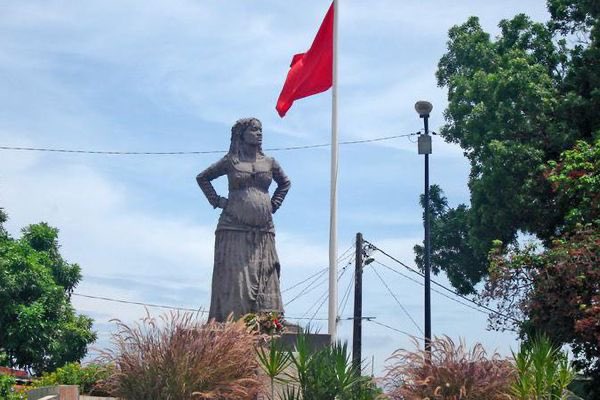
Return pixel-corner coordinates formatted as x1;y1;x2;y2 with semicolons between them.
208;229;283;322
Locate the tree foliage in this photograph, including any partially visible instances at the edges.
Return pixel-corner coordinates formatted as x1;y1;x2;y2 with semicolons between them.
0;211;96;374
420;1;600;392
415;0;599;294
483;226;599;395
482;136;599;384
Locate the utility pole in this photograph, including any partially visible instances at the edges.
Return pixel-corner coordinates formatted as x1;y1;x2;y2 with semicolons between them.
415;101;433;357
352;232;363;372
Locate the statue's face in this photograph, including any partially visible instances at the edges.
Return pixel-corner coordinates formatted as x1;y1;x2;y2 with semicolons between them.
242;120;262;146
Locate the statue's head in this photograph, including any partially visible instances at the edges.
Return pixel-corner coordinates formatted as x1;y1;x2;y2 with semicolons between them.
229;117;264;161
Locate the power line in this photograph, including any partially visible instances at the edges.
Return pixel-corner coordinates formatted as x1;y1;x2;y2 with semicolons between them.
74;292;335;323
338;269;355;317
369;264;424;335
285;247;355;307
284;269;328;306
281;241;354;294
72;293;208;313
0;133;419;156
301;260;352;322
373;261;490;317
367;319;423;340
364;239;516;322
282;267;328;294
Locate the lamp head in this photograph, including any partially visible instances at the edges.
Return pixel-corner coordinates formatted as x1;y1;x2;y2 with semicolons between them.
414;101;433;118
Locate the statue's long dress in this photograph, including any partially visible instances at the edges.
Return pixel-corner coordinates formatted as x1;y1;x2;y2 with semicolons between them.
197;155;291;321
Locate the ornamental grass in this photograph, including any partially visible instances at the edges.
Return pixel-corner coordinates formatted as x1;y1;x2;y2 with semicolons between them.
99;311;263;400
383;336;514;400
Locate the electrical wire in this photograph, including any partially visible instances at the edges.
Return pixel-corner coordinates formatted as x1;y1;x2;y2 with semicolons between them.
337;269;355;317
302;259;352;322
367;319;424;340
73;292;333;322
284;269;329;306
370;265;424;335
284;250;355;307
373;261;490;317
282;242;353;295
0;133;419;156
72;293;208;313
364;240;516;322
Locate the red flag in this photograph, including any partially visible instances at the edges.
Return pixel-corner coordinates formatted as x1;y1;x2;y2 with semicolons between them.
276;3;334;117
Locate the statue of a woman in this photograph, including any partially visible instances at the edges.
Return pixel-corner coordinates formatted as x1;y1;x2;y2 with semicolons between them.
196;118;291;322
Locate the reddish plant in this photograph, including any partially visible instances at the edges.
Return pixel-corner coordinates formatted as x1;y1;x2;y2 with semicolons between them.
383;336;514;400
99;312;263;400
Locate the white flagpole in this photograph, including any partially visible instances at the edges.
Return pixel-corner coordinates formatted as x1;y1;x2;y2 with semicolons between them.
328;0;339;340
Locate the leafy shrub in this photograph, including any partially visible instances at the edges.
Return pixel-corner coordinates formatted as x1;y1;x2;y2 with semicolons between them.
509;335;575;400
32;362;111;395
0;374;16;398
256;329;384;400
0;374;25;400
100;312;263;400
384;336;514;400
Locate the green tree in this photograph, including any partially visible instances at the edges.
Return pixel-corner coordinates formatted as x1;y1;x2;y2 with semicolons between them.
482;139;599;393
0;211;96;375
415;0;599;294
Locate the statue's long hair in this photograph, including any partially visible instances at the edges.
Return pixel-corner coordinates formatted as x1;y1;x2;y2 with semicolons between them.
228;117;264;163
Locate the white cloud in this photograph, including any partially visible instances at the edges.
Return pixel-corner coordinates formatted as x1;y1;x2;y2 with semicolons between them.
0;0;547;378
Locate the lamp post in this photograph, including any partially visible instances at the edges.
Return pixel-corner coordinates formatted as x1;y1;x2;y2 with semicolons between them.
415;100;432;356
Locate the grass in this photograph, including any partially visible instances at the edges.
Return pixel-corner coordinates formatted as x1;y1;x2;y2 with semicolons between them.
383;336;514;400
99;311;263;400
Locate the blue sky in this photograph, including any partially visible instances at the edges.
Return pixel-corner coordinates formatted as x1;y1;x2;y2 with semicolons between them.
0;0;550;374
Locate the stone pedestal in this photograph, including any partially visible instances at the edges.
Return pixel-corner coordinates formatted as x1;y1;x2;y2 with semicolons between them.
276;332;331;352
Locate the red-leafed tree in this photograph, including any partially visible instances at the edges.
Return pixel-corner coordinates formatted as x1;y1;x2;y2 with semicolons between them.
482;139;599;395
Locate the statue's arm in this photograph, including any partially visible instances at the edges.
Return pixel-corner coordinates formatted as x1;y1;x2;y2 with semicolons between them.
271;158;291;213
196;156;229;209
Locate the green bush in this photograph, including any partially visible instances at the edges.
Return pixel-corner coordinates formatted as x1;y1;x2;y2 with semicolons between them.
33;362;111;395
509;335;576;400
0;374;25;400
256;330;384;400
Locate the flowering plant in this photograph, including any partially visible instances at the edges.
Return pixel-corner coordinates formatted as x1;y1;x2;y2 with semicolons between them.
243;312;286;335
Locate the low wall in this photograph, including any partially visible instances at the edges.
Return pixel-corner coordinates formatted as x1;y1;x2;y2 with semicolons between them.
27;385;78;400
80;397;118;400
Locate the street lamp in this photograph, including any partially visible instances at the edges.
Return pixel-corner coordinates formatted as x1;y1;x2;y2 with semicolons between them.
415;100;432;356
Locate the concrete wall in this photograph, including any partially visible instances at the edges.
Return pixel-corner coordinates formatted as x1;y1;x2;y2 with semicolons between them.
27;385;78;400
80;397;118;400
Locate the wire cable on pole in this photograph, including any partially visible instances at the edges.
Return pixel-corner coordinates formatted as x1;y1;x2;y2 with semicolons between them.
373;261;490;317
74;292;329;321
302;258;352;322
367;319;424;341
281;242;354;297
338;269;355;317
0;133;419;156
73;293;208;313
285;251;354;307
282;267;328;294
284;269;329;306
369;265;424;335
364;239;516;322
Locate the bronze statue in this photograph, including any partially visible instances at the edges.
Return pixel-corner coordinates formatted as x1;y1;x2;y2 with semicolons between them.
196;118;291;322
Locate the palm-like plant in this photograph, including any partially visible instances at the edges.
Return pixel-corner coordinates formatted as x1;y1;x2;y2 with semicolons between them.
256;338;292;400
258;329;383;400
287;330;373;400
510;335;576;400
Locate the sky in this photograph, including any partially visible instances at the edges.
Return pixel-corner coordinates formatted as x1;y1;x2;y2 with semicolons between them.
0;0;551;375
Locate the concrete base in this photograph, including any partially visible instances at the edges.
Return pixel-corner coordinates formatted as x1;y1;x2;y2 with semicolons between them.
276;331;331;352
